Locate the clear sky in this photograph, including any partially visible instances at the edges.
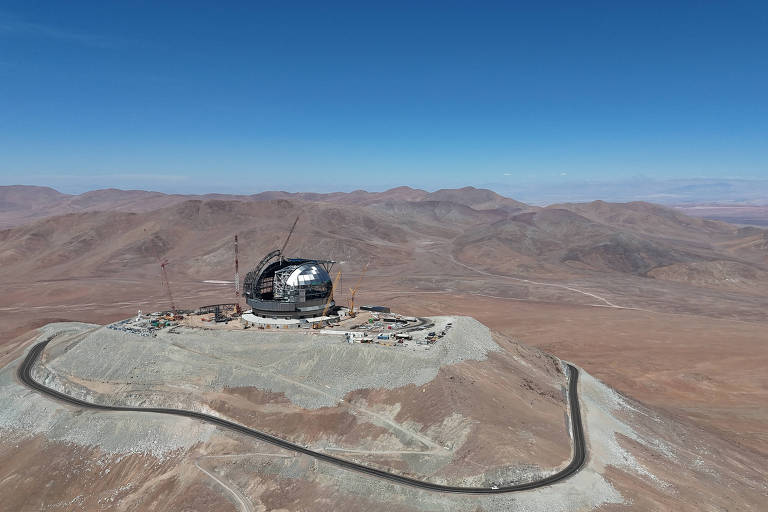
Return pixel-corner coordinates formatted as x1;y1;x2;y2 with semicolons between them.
1;1;766;195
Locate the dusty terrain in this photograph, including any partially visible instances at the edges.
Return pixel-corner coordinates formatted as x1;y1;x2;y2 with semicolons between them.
3;319;767;511
676;204;768;227
25;317;573;486
1;185;767;510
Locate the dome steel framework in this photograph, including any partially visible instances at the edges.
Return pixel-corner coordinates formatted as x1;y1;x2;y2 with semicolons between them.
242;249;336;319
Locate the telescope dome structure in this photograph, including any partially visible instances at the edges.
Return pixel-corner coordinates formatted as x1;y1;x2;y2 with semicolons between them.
273;263;332;302
242;249;335;319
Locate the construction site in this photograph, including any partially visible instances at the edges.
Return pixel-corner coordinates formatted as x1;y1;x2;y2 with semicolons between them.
4;213;763;512
23;218;577;496
106;216;446;349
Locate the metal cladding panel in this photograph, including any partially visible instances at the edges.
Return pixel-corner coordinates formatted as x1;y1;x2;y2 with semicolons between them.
286;263;331;287
247;296;332;318
246;299;296;312
297;300;333;312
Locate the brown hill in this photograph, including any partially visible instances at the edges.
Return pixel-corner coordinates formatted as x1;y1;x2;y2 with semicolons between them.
251;186;430;205
447;205;767;281
549;200;735;240
424;186;529;212
0;200;402;282
0;186;197;229
0;185;525;229
0;185;67;207
2;192;767;293
0;185;436;229
0;185;71;228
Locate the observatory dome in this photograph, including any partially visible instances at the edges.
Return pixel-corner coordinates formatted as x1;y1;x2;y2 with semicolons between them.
285;263;332;287
243;249;336;318
272;262;333;302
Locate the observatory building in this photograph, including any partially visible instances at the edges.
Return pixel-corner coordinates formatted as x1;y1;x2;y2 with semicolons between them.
242;249;336;319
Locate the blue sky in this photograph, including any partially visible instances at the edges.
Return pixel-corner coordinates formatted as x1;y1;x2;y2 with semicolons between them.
0;1;766;195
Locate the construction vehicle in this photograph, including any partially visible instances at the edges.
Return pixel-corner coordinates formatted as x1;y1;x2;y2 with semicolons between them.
314;270;342;329
347;262;369;317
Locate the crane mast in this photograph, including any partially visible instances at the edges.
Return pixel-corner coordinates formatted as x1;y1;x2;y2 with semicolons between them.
348;262;369;317
158;258;178;317
234;234;240;297
280;215;300;263
322;270;342;317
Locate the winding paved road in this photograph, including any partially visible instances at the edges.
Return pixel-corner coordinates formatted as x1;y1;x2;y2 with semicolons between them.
17;337;586;494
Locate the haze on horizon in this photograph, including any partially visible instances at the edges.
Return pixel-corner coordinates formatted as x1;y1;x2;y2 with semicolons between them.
1;2;766;199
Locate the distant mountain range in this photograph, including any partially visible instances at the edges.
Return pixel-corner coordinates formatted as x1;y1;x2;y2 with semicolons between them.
1;185;766;299
0;185;528;229
484;178;768;206
3;181;767;232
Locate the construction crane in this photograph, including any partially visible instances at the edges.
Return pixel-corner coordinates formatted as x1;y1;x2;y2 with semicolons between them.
322;270;342;317
315;270;342;328
158;258;181;319
347;262;369;317
280;215;300;263
233;234;242;315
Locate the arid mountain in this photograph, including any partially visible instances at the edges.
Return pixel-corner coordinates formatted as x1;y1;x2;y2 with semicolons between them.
550;200;734;240
0;186;69;228
1;187;767;510
1;190;767;384
0;185;67;207
0;200;413;282
423;186;529;212
1;190;767;295
0;185;526;231
0;185;433;229
450;203;768;282
250;185;430;205
0;186;196;229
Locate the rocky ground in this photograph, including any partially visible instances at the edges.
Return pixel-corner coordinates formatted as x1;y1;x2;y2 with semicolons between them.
1;317;765;511
21;317;572;487
1;188;767;510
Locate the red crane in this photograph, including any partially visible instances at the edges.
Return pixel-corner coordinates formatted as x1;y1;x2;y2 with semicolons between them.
234;234;240;298
158;258;178;318
234;234;242;315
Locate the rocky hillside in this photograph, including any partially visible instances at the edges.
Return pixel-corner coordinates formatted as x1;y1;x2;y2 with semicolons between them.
0;320;765;511
1;187;767;293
